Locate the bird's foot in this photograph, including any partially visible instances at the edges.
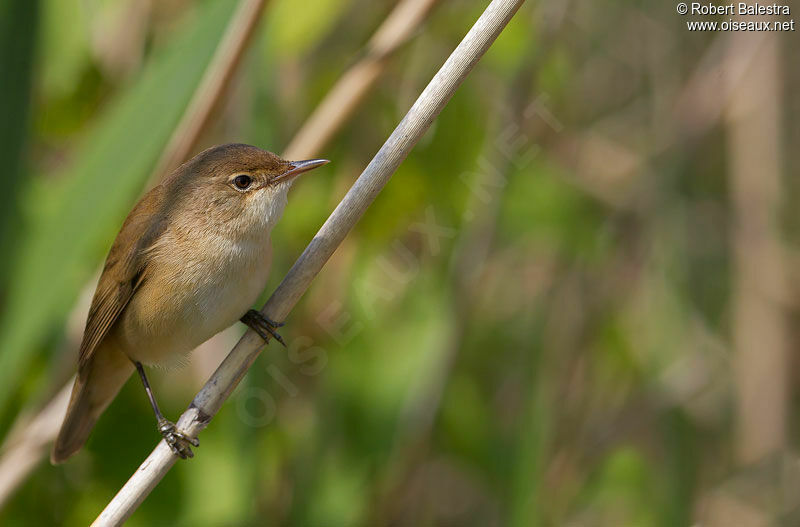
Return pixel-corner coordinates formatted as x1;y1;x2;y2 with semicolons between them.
158;417;199;459
241;309;286;347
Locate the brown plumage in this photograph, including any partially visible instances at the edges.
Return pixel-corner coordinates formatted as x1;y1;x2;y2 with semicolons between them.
52;144;328;463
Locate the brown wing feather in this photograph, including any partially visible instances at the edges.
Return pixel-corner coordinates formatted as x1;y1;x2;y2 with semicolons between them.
77;184;169;371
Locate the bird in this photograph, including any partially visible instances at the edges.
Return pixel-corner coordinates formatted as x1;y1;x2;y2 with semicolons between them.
51;143;329;463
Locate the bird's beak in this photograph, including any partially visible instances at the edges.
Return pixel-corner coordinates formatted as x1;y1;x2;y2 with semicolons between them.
273;158;330;184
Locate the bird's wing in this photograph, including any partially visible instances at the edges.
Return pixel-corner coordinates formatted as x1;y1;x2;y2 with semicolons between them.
77;185;167;372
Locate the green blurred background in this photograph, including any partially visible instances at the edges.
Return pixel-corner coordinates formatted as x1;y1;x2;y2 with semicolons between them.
1;0;799;525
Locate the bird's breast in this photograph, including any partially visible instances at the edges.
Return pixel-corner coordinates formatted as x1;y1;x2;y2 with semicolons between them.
115;231;273;366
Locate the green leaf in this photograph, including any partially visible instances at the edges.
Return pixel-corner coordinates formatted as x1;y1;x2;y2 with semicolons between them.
0;0;39;282
0;0;238;414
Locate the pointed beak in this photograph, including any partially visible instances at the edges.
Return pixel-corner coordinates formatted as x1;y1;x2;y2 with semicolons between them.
273;158;330;184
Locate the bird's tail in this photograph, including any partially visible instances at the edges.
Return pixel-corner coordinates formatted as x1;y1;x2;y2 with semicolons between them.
51;348;134;464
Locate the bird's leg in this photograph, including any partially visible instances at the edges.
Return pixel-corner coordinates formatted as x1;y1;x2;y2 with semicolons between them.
134;361;199;459
241;309;286;347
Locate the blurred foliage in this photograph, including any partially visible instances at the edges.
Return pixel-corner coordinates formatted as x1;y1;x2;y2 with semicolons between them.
0;0;798;526
0;0;237;413
0;0;38;289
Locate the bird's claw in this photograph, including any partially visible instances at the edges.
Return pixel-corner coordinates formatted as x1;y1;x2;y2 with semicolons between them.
158;418;199;459
241;309;286;347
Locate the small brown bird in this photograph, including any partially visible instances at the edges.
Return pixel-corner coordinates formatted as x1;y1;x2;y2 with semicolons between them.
51;144;328;463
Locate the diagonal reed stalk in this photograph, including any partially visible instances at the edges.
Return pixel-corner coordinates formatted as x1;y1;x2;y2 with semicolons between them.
93;0;525;524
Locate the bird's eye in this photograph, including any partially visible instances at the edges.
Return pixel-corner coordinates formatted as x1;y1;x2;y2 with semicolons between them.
232;174;252;190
